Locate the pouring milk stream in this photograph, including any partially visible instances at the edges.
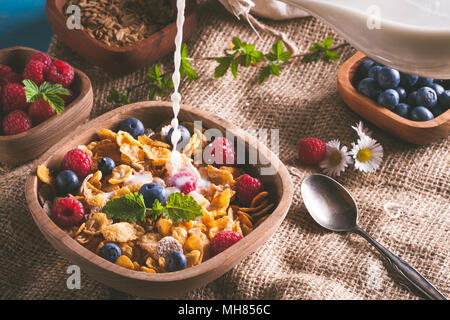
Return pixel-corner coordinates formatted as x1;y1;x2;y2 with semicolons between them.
169;0;186;168
277;0;450;78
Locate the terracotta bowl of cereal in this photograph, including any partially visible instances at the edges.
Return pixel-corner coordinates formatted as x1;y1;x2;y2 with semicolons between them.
0;46;93;166
46;0;198;76
25;101;293;298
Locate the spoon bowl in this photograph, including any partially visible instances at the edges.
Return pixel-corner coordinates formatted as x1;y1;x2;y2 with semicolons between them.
301;174;357;232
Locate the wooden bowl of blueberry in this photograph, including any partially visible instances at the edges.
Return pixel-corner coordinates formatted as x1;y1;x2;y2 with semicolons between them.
338;52;450;145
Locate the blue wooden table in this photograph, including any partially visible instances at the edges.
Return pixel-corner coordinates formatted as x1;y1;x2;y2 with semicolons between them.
0;0;53;51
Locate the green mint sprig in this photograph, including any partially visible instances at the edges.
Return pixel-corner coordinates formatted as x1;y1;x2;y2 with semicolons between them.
147;64;174;100
23;80;70;114
258;40;292;84
303;36;340;62
107;89;130;108
214;36;265;79
180;43;199;81
102;192;203;223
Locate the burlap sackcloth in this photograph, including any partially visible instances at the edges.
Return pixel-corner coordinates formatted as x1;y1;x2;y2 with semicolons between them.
0;0;449;300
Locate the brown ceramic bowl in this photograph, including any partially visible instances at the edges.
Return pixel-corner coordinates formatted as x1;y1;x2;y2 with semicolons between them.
0;46;93;166
25;101;294;298
46;0;198;76
338;52;450;145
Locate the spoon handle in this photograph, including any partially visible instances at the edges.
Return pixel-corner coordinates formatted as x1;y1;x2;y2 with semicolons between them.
353;227;446;300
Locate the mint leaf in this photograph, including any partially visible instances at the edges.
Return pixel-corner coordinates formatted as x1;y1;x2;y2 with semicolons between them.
258;66;271;84
103;193;147;222
147;64;173;99
23;79;40;102
107;89;129;108
214;57;232;78
162;193;203;222
180;44;199;81
23;80;70;114
230;59;238;78
304;36;340;63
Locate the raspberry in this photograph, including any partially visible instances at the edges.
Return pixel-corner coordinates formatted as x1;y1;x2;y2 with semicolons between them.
169;171;198;194
0;72;22;86
29;52;52;70
235;174;263;206
61;149;93;179
0;65;12;78
297;137;326;165
2;110;32;135
211;231;243;255
23;60;46;86
1;83;28;113
205;137;236;166
45;60;74;87
28;98;56;124
51;197;85;227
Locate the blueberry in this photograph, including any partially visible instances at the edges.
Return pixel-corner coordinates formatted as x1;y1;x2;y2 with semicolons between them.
410;106;434;121
430;83;445;97
438;90;450;110
377;89;400;110
393;103;411;118
416;87;438;109
368;65;382;79
377;67;401;89
56;170;80;195
395;87;407;102
165;251;187;272
99;243;121;263
118;117;145;138
400;72;419;88
98;157;115;175
139;183;167;207
416;77;434;88
357;60;375;78
166;125;191;151
407;91;418;107
358;78;382;100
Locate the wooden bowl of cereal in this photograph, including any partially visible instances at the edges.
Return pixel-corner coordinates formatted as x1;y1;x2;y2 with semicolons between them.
46;0;198;76
0;46;93;166
25;101;293;298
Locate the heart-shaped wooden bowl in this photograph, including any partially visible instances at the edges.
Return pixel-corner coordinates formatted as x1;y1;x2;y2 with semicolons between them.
0;46;93;166
25;101;293;298
338;51;450;145
46;0;198;76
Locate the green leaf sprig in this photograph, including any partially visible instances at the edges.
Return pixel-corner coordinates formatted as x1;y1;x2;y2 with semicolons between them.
214;36;265;79
258;40;292;84
107;36;347;107
303;36;341;62
102;192;203;223
23;80;71;114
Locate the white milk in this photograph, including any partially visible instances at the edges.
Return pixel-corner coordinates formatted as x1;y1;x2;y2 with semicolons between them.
169;0;186;169
279;0;450;78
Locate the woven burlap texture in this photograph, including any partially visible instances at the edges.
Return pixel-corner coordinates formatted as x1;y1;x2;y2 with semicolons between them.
1;0;449;300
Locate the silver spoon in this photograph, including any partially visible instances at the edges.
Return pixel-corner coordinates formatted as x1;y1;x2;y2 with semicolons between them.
301;173;446;300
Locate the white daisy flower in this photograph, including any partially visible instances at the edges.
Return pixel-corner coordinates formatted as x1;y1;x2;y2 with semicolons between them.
352;121;372;139
350;134;384;173
319;140;353;177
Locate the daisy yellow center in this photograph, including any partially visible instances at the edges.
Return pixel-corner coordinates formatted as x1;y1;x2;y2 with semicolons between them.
329;151;342;166
357;148;372;163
